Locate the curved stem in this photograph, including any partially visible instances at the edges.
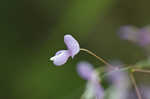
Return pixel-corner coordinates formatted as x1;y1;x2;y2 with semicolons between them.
129;73;142;99
133;68;150;74
80;48;113;67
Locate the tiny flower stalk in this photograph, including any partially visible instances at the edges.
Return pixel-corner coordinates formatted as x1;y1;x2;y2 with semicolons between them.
50;34;112;67
80;48;113;67
129;71;142;99
133;68;150;74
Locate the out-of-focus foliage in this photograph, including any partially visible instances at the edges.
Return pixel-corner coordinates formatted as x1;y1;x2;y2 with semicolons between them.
1;0;150;99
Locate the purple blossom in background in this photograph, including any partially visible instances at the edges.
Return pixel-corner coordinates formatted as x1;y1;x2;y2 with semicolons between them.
77;61;104;99
138;26;150;47
107;61;130;99
127;85;150;99
118;25;150;47
139;86;150;99
118;25;139;43
77;62;94;81
50;34;80;66
127;90;137;99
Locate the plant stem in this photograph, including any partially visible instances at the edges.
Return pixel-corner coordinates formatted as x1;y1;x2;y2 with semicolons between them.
133;68;150;74
80;48;113;67
129;73;142;99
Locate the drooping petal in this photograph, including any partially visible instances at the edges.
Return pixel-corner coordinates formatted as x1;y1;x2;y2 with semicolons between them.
50;50;70;66
64;34;80;58
77;61;94;80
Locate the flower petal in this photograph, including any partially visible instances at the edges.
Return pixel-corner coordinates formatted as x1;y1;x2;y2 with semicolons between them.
118;26;139;42
138;26;150;46
107;64;130;99
77;62;94;80
64;34;80;58
50;50;70;66
85;80;104;99
139;86;150;99
93;81;104;99
77;61;104;99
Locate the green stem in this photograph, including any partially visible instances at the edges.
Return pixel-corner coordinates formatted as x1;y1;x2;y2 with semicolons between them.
129;72;142;99
80;48;113;67
133;68;150;73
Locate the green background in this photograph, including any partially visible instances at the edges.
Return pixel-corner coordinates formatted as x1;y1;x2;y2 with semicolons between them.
1;0;150;99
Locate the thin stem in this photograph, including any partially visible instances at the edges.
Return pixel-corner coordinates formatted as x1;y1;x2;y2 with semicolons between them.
80;48;113;67
133;68;150;74
129;73;142;99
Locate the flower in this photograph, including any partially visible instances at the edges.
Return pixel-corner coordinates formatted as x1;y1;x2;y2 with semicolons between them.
138;26;150;47
118;25;139;43
127;85;150;99
139;85;150;99
50;34;80;66
106;61;130;99
77;61;104;99
77;62;94;80
118;25;150;47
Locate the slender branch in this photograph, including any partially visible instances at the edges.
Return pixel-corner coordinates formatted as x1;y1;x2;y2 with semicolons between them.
129;73;142;99
133;68;150;74
80;48;113;67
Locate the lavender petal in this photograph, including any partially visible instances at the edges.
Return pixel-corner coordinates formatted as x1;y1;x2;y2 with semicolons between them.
138;26;150;46
118;26;139;42
64;34;80;58
50;50;70;66
77;61;94;80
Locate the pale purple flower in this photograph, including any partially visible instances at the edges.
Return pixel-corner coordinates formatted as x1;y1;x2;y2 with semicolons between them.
77;61;104;99
77;62;94;80
118;25;150;47
138;26;150;47
127;90;137;99
107;62;130;99
118;25;139;43
139;86;150;99
127;86;150;99
50;34;80;66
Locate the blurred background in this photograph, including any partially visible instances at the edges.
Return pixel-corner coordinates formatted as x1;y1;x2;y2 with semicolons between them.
1;0;150;99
